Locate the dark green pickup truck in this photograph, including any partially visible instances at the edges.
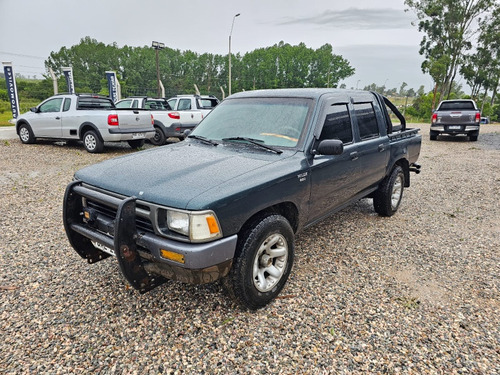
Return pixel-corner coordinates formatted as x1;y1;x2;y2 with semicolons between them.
63;89;421;309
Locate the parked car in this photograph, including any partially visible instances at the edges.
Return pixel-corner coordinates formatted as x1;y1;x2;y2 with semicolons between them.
63;89;421;309
167;94;219;117
116;97;203;145
16;94;155;153
430;99;481;141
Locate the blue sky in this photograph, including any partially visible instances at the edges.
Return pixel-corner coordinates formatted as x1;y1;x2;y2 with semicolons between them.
0;0;438;92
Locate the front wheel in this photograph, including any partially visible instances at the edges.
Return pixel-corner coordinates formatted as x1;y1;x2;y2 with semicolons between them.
83;130;104;153
18;123;36;144
224;214;294;310
373;165;405;217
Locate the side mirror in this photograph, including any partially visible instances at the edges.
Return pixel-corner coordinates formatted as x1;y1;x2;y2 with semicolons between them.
183;129;192;138
314;139;344;156
30;107;37;113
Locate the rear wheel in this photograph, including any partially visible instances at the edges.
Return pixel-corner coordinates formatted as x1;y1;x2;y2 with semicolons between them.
373;165;405;217
469;133;478;142
83;130;104;153
127;139;145;149
18;123;36;144
224;214;294;310
150;126;166;146
430;131;438;141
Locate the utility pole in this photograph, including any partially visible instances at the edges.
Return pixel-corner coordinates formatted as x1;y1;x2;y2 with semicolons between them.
152;41;165;97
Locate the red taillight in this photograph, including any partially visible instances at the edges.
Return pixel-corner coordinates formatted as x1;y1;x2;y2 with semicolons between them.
475;112;481;123
108;114;119;126
431;113;437;124
151;114;154;125
168;111;180;120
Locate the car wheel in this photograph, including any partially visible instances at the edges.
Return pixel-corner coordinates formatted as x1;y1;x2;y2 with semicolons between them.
224;214;294;310
83;130;104;153
373;165;405;217
18;123;36;144
127;139;145;149
430;131;438;141
150;126;166;146
469;133;478;142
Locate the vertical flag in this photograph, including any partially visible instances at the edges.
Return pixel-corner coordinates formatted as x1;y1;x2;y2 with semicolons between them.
2;62;20;119
105;71;120;102
62;66;75;94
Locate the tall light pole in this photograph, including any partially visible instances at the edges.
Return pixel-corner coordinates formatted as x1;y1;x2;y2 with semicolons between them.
228;13;240;96
152;41;165;97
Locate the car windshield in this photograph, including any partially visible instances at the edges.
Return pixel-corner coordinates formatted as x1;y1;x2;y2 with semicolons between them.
191;97;312;148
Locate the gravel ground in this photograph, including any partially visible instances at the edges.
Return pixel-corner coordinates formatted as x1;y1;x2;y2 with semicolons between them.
1;124;499;374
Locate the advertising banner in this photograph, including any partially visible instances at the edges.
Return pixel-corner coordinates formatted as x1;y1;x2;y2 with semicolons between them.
2;62;20;119
105;71;120;102
62;66;75;94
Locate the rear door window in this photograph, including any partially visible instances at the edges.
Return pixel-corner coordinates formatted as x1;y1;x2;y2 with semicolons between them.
63;98;71;112
353;103;379;140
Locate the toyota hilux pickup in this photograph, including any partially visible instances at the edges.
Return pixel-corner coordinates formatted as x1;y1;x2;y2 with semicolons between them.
63;89;422;309
430;99;481;141
115;97;203;145
16;94;155;153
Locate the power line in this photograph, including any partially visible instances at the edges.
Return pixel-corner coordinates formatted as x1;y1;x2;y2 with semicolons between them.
0;51;46;60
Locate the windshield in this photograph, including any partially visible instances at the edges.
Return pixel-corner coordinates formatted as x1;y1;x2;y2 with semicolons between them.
191;97;312;148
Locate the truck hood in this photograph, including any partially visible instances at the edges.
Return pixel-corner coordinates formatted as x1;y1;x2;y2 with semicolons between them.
75;141;294;209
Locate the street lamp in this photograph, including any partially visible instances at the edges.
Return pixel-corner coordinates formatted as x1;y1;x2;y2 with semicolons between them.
152;41;165;97
228;13;240;96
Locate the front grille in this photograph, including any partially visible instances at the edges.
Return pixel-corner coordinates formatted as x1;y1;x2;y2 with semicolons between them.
86;199;154;234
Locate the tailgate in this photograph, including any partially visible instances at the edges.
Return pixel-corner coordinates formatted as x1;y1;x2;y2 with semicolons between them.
115;109;152;130
438;111;477;125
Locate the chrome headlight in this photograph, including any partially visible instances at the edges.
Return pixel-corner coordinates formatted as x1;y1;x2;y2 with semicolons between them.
161;209;222;242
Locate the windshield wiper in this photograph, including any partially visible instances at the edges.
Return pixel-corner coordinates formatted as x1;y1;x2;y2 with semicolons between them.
222;137;283;154
188;134;219;146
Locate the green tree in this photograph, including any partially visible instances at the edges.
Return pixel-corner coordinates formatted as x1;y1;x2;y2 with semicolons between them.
405;0;495;102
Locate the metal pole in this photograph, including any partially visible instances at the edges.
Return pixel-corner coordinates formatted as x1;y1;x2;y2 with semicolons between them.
229;34;232;96
155;48;161;97
228;13;240;96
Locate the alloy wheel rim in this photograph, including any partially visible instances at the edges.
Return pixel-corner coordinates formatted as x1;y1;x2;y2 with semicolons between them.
85;135;96;150
391;175;403;210
20;127;29;142
252;233;288;292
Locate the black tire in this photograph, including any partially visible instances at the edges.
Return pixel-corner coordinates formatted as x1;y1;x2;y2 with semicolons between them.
82;130;104;153
430;131;438;141
127;139;145;149
469;133;478;142
18;123;36;144
373;165;405;217
224;214;294;310
150;126;166;146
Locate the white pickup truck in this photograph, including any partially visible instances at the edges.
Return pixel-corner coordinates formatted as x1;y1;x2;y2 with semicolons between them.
115;97;203;145
167;94;219;117
15;94;155;153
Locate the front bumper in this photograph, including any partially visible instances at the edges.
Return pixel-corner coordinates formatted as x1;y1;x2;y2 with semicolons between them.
63;181;237;292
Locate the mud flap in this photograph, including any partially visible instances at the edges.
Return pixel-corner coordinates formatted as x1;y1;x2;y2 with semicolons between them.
63;180;111;263
114;197;166;293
